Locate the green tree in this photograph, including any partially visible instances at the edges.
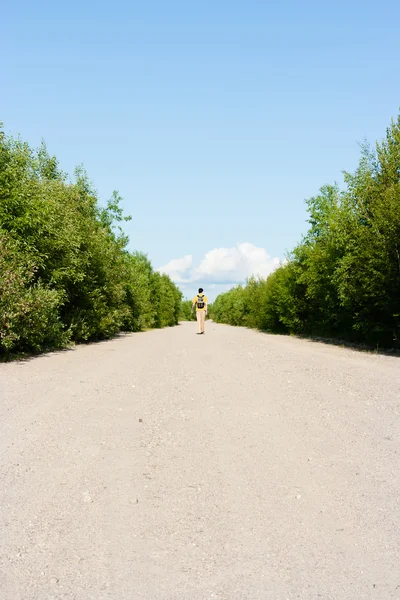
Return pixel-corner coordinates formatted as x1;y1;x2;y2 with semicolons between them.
0;124;183;355
212;113;400;349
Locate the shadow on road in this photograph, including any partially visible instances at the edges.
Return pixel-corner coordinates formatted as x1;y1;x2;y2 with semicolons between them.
0;332;130;364
292;333;400;357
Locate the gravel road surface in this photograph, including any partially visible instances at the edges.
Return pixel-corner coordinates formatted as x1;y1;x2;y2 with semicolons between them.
1;322;399;600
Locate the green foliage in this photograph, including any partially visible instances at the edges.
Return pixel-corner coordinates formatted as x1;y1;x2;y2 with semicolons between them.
0;231;67;353
211;285;247;326
0;125;182;355
180;299;196;321
151;272;182;328
212;113;400;349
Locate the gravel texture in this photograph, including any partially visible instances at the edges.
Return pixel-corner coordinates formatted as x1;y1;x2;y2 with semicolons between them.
1;321;400;600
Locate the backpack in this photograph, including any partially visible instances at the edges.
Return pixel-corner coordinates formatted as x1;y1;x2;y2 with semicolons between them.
197;294;205;309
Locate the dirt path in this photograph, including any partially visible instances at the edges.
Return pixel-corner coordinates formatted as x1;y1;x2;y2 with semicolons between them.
1;322;399;600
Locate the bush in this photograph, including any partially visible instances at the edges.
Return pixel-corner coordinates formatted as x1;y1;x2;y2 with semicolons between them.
0;125;182;355
179;299;196;321
212;113;400;349
0;231;67;353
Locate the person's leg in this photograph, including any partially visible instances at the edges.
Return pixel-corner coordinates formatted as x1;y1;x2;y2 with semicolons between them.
200;310;205;333
196;311;202;334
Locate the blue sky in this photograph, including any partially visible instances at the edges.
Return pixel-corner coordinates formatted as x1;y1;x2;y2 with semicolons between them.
3;0;400;300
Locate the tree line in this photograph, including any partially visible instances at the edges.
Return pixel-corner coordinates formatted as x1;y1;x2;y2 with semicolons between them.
211;113;400;349
0;124;182;356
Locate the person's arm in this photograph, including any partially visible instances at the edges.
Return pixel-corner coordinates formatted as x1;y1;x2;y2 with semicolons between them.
191;298;196;314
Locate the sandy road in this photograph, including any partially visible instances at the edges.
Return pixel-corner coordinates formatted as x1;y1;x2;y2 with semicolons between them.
1;321;399;600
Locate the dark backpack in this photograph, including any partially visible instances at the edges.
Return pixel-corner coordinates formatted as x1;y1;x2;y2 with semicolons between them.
197;294;205;309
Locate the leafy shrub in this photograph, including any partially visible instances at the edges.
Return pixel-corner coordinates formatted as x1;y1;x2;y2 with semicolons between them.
0;231;67;353
0;125;182;356
212;114;400;349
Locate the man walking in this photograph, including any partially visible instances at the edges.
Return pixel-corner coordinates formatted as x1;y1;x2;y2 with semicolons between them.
192;288;208;335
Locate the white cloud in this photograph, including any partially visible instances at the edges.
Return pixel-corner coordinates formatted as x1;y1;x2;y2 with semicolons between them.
158;243;281;296
158;254;193;283
193;243;280;283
